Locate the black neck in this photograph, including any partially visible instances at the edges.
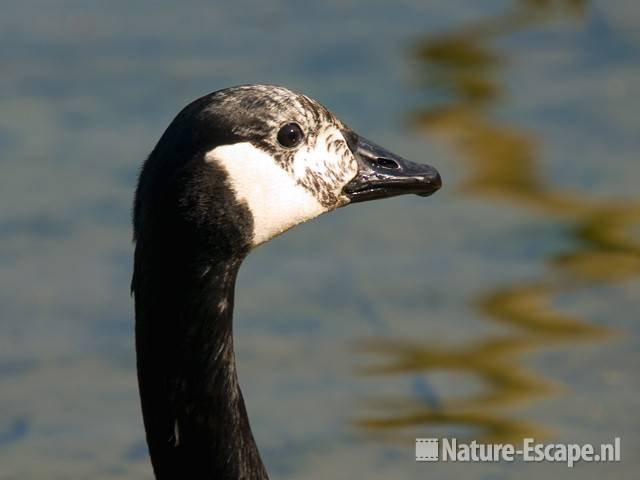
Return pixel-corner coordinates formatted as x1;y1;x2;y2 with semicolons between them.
134;254;268;479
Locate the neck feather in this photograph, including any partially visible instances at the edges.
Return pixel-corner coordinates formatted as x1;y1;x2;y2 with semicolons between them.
133;252;268;479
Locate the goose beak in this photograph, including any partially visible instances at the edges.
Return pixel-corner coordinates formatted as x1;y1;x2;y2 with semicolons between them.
342;132;442;203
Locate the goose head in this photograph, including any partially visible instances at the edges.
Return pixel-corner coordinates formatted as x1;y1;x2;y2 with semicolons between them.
134;84;441;262
132;84;442;479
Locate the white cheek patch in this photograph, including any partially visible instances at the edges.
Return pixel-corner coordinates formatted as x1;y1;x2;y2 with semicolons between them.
205;143;328;246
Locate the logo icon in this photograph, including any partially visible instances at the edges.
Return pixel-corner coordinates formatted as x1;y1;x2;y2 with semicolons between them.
416;438;439;462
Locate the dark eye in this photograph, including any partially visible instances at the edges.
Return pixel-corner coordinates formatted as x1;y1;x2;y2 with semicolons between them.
277;123;304;148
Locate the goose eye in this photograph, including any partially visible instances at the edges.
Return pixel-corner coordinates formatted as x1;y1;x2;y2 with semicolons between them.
277;123;304;148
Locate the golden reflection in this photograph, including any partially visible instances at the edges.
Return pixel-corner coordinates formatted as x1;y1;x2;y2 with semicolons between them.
357;410;547;444
357;337;557;410
479;284;611;337
357;0;639;442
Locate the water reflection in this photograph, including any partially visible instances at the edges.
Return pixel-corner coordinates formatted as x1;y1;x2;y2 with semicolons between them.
357;0;638;443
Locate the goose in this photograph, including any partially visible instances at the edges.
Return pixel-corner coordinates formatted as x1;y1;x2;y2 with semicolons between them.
132;84;441;479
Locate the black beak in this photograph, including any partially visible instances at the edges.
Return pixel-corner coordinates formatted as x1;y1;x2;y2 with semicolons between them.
342;131;442;203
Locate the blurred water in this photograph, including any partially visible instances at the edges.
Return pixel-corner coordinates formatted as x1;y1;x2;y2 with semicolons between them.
1;1;638;479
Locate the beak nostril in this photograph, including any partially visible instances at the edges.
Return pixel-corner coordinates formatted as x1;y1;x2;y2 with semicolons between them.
375;157;400;169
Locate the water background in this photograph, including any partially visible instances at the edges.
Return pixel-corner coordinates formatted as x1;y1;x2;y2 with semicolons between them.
1;1;639;478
